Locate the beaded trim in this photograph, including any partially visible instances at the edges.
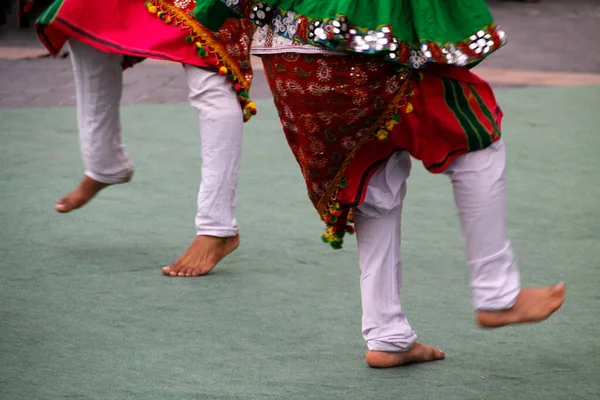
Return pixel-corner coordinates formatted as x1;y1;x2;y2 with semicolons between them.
145;0;257;121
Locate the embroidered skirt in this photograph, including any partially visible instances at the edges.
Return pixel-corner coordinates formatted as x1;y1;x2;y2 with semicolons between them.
261;53;503;249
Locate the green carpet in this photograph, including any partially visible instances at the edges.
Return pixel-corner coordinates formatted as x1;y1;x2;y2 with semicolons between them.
1;86;599;400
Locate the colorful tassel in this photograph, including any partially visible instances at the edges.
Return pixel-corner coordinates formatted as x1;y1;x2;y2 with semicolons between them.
376;128;389;140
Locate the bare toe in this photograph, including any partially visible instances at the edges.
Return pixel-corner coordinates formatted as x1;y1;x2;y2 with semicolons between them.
161;235;240;278
178;266;193;277
190;268;203;277
55;194;81;213
55;175;111;213
55;200;69;213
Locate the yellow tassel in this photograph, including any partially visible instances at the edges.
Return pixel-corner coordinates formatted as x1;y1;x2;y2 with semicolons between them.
148;5;157;13
376;129;388;140
244;101;257;115
405;102;413;113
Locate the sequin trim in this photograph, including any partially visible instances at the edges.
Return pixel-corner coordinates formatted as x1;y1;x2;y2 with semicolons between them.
240;2;506;69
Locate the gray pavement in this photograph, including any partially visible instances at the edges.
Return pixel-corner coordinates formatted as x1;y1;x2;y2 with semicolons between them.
0;0;598;109
489;0;600;73
0;57;273;108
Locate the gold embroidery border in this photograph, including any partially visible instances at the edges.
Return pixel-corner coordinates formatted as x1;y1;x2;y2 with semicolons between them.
316;69;415;221
150;0;251;93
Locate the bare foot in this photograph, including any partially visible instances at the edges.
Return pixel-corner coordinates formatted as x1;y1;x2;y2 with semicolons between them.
365;342;445;368
477;283;566;328
161;234;240;277
55;172;132;213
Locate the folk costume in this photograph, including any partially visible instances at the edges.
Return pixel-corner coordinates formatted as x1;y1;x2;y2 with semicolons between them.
195;0;524;352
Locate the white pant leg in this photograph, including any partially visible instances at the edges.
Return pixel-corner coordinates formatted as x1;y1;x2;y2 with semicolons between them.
354;151;417;352
444;140;520;311
184;65;243;237
68;39;133;184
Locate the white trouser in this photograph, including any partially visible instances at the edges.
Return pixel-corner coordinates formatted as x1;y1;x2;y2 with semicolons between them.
69;39;243;237
354;140;520;352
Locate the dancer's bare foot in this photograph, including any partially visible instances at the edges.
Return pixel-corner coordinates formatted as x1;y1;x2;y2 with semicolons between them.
55;172;132;213
365;342;445;368
161;234;240;277
477;283;566;328
55;175;110;213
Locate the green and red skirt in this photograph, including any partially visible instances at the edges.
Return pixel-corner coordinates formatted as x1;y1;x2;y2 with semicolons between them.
261;53;502;249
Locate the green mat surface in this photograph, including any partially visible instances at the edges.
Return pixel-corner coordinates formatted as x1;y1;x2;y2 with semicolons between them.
1;86;599;400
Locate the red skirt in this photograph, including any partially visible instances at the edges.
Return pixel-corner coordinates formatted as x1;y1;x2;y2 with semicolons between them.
261;53;502;249
36;0;257;120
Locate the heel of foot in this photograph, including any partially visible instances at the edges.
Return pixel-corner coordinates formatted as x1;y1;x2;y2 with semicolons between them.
476;310;512;328
365;343;444;368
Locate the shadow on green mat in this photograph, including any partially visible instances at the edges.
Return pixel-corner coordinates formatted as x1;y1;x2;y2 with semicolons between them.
0;86;599;400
